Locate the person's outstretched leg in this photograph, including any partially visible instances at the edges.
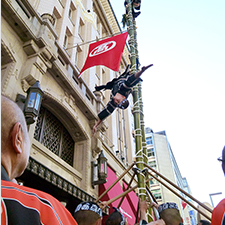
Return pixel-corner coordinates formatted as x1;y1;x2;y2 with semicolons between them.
134;64;153;79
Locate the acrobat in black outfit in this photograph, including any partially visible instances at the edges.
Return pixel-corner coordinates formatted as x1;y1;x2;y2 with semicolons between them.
93;64;153;135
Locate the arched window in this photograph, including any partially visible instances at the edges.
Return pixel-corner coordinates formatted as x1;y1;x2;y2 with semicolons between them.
34;106;74;166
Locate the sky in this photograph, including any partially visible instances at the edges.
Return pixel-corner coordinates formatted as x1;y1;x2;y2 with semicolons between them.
110;0;225;207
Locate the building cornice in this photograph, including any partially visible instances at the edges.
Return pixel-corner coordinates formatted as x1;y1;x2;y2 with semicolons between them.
27;157;94;201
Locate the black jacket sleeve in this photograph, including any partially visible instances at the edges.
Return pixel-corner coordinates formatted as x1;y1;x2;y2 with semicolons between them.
98;99;117;121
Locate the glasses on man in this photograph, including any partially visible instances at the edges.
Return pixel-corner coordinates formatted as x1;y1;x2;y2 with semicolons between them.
217;157;225;163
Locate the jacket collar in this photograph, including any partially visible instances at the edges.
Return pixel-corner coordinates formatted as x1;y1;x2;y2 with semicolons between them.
1;164;11;181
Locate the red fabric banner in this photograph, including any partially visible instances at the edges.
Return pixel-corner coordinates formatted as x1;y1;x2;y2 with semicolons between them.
182;201;187;210
99;166;138;225
79;32;128;77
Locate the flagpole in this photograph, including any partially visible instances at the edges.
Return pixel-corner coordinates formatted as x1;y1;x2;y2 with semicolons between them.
66;30;127;50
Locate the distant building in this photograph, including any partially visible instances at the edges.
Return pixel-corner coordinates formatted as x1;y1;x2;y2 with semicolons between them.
145;127;197;225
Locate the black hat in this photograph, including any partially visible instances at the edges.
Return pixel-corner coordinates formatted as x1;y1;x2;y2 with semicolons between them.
158;202;179;214
74;201;103;218
118;99;129;110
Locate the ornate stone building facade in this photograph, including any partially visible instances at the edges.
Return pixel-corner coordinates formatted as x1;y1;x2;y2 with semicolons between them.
1;0;137;217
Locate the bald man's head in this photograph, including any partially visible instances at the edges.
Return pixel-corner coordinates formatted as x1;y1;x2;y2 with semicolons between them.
158;203;183;225
1;95;28;149
1;95;30;179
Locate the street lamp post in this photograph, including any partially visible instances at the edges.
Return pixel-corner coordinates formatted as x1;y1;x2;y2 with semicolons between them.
209;192;222;208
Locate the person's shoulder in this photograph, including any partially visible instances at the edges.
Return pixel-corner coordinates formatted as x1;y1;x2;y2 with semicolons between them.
2;180;57;202
211;198;225;225
215;198;225;210
2;180;78;225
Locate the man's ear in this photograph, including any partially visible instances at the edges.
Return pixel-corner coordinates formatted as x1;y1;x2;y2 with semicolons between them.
11;122;23;154
96;218;102;225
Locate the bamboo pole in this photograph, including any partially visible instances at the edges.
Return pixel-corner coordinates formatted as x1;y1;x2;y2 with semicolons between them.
95;162;135;203
131;4;153;221
137;75;153;221
147;171;212;221
132;4;154;222
105;178;153;206
144;162;213;214
126;0;146;203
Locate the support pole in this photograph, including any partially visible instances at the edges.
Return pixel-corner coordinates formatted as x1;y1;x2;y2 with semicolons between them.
147;171;211;221
117;171;136;208
105;178;153;206
146;188;160;220
144;162;213;214
146;185;157;204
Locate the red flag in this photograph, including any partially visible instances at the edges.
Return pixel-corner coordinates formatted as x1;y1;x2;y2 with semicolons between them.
79;32;128;77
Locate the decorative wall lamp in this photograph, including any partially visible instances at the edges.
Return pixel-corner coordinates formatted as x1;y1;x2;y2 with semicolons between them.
16;81;43;125
92;150;107;188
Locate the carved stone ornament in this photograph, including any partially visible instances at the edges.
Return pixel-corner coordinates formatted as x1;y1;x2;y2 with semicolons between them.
41;13;55;26
63;92;76;111
21;79;30;92
91;138;102;158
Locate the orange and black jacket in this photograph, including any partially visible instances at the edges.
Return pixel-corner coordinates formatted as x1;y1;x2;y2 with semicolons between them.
211;198;225;225
1;165;77;225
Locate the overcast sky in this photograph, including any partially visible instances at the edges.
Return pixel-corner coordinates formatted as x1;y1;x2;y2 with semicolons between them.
110;0;225;207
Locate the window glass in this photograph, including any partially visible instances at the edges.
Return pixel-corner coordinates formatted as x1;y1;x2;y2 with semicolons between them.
146;137;153;145
27;92;36;108
147;148;155;157
34;93;41;110
34;106;75;166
